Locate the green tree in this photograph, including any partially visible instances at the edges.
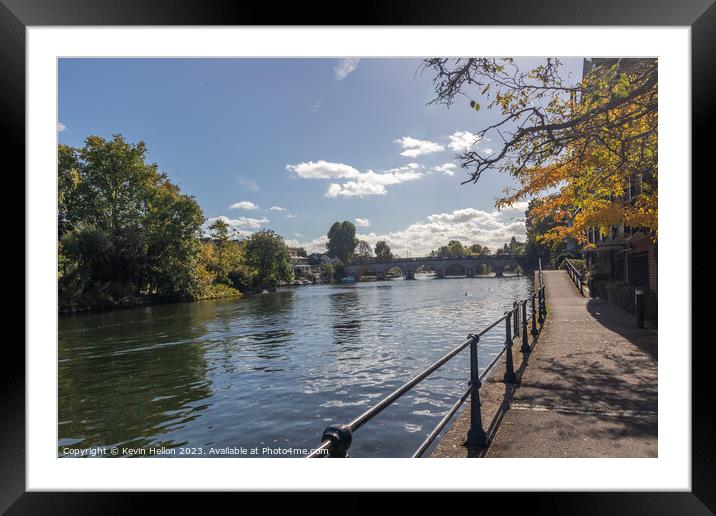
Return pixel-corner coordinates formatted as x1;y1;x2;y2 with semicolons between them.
209;218;229;245
142;176;204;297
374;240;393;260
244;230;293;290
446;240;465;257
326;221;357;264
508;236;526;257
323;263;335;283
468;243;490;256
57;134;205;310
355;240;373;262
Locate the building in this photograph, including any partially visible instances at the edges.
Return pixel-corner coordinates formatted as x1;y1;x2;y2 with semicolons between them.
288;246;312;278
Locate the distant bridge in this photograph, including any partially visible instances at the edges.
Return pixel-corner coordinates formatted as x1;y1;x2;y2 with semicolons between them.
344;255;523;280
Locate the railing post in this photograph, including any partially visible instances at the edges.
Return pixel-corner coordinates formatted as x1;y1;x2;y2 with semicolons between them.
538;285;546;324
521;300;530;353
320;424;353;458
531;293;538;337
465;334;487;447
579;276;584;295
513;301;519;337
503;312;517;383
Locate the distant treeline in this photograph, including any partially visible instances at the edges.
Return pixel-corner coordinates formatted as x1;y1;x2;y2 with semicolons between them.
58;134;293;313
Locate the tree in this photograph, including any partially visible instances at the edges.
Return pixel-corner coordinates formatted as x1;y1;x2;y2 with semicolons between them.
447;240;465;257
374;240;393;261
58;134;206;309
209;219;229;245
244;230;293;290
508;236;526;257
142;175;204;297
326;221;357;264
525;197;565;267
468;243;489;256
323;263;335;283
355;240;373;262
422;58;658;246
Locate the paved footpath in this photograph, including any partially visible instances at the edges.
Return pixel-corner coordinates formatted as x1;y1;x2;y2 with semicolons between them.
433;270;657;458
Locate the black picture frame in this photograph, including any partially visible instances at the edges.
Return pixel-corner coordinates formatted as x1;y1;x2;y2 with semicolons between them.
3;0;709;512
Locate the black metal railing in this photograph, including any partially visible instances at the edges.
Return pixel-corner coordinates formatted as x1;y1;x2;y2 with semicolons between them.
561;257;584;296
307;274;547;459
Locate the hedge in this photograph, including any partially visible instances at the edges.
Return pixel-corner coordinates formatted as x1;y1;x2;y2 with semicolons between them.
591;279;657;326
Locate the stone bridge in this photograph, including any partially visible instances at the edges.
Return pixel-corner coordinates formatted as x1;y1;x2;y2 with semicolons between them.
344;255;523;280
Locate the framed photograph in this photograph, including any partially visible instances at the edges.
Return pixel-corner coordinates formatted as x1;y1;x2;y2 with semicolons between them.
5;0;710;511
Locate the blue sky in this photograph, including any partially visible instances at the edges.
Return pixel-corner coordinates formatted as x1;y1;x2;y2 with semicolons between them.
58;57;583;255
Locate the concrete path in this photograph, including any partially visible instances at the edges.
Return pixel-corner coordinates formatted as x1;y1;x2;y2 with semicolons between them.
433;270;657;458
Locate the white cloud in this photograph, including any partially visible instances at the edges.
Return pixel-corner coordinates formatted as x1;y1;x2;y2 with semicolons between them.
269;206;287;212
286;160;361;180
324;165;423;198
286;214;296;219
205;215;270;239
355;218;371;227
327;181;385;198
57;122;66;132
432;163;457;176
448;131;480;152
501;200;530;213
297;207;525;257
229;201;259;210
335;58;360;80
394;136;445;158
287;160;423;198
484;148;493;155
237;176;259;192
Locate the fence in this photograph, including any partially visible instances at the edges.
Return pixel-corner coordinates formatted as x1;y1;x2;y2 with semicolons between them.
561;257;585;296
307;267;547;458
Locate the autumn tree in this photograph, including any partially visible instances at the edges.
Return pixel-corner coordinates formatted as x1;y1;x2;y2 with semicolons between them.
422;57;657;246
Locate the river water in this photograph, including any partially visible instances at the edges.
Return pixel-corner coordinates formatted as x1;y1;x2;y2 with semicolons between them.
59;276;533;458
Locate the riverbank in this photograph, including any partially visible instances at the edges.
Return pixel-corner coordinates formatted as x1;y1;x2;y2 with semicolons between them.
59;288;243;316
431;270;657;458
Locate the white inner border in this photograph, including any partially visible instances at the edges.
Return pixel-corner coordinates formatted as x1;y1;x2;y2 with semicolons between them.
27;27;691;491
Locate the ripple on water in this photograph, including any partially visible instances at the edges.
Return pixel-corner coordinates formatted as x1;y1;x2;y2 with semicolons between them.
59;277;533;457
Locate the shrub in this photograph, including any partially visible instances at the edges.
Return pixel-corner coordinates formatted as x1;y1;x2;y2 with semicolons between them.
567;258;587;277
591;279;657;325
605;281;635;313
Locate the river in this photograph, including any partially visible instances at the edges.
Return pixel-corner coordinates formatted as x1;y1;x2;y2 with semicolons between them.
58;276;533;458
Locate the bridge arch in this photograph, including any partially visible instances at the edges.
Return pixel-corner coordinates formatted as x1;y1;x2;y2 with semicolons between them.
445;263;467;277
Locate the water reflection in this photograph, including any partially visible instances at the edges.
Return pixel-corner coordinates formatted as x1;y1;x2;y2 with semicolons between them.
329;289;362;352
59;276;533;457
59;302;215;453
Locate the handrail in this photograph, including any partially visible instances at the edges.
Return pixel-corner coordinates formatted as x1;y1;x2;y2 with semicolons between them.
538;257;544;287
561;257;585;296
306;281;547;458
